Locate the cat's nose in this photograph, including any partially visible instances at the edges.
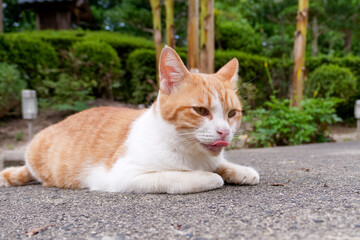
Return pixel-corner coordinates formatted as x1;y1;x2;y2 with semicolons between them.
216;129;230;139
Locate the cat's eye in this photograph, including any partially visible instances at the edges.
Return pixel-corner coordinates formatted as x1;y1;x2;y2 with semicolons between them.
228;109;236;118
193;107;209;116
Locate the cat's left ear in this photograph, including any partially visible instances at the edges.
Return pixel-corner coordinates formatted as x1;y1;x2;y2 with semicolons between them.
216;58;239;87
159;45;190;94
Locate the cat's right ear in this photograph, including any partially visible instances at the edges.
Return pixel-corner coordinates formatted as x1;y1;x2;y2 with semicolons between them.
159;46;189;94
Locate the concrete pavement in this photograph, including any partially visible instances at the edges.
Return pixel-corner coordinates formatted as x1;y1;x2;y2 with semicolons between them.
0;141;359;239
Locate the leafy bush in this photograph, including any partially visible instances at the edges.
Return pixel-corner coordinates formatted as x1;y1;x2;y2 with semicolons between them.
305;64;357;98
216;21;263;54
126;49;157;104
6;31;154;66
244;97;341;147
71;41;122;99
126;49;187;105
215;51;291;108
3;35;59;91
0;36;10;62
39;73;94;112
0;63;26;118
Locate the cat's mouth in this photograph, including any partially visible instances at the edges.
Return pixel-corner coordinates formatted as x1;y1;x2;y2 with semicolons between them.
202;141;229;153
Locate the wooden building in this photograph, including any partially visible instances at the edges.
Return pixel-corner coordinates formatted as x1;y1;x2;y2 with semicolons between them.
18;0;93;30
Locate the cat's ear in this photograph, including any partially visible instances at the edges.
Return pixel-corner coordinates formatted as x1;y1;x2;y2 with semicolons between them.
216;58;239;87
159;45;189;94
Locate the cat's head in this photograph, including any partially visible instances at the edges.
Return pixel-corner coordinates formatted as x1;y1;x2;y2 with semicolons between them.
157;46;242;156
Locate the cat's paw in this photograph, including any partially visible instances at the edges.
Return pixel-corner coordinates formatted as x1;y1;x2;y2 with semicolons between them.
217;165;259;185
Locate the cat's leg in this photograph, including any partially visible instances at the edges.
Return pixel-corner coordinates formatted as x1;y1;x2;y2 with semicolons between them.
216;160;259;185
125;170;224;194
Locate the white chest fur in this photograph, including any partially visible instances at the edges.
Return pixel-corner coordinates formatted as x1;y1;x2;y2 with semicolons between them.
85;105;223;192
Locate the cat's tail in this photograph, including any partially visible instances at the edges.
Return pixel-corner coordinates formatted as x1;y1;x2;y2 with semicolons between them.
0;166;35;187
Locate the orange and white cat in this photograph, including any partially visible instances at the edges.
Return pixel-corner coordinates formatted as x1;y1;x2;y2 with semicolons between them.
0;46;259;194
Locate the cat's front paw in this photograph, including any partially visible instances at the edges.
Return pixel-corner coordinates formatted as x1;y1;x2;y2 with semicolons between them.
217;164;259;185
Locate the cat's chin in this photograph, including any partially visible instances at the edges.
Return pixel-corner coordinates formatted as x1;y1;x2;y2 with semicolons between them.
201;142;228;155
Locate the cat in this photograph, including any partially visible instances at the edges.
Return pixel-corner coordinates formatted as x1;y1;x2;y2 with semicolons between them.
0;46;259;194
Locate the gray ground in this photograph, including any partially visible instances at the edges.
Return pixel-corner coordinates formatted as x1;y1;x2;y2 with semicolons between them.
0;141;359;240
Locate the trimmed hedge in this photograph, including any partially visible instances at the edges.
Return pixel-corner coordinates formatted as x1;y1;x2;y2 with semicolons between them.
6;30;154;67
0;62;26;118
126;49;187;104
216;21;263;54
305;64;357;98
306;56;360;123
0;35;59;92
71;40;122;99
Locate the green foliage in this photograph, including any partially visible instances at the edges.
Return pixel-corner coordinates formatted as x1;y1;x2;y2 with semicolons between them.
126;49;187;105
15;132;24;142
2;0;36;32
305;64;357;98
40;73;94;112
0;63;26;118
215;50;291;108
71;41;122;99
126;49;157;105
6;30;154;59
3;35;59;92
244;97;341;147
216;21;263;54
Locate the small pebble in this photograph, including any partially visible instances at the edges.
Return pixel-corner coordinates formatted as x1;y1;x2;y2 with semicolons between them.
313;219;324;223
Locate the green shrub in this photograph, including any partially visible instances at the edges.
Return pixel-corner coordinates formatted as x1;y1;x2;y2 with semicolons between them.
0;63;26;118
215;51;289;108
216;21;263;54
39;73;94;112
4;35;59;91
71;41;122;99
6;30;154;67
126;49;187;104
305;64;357;98
244;97;341;147
0;36;10;62
126;49;157;104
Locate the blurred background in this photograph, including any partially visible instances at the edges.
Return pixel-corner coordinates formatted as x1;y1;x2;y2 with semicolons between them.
0;0;359;151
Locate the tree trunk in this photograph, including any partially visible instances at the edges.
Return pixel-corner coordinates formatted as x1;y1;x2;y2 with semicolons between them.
165;0;175;48
150;0;162;86
0;0;3;33
200;0;214;74
290;0;308;108
344;29;352;53
311;16;319;57
187;0;199;72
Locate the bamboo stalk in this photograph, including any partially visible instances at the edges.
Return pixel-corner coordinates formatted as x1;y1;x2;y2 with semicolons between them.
290;0;309;107
200;0;214;73
150;0;162;86
165;0;175;48
187;0;199;72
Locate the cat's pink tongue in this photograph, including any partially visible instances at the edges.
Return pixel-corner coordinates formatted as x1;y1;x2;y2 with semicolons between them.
211;141;229;147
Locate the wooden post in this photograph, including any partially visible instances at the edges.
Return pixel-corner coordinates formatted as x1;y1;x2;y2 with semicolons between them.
187;0;199;72
290;0;309;107
165;0;175;48
150;0;162;86
0;0;3;33
200;0;214;73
